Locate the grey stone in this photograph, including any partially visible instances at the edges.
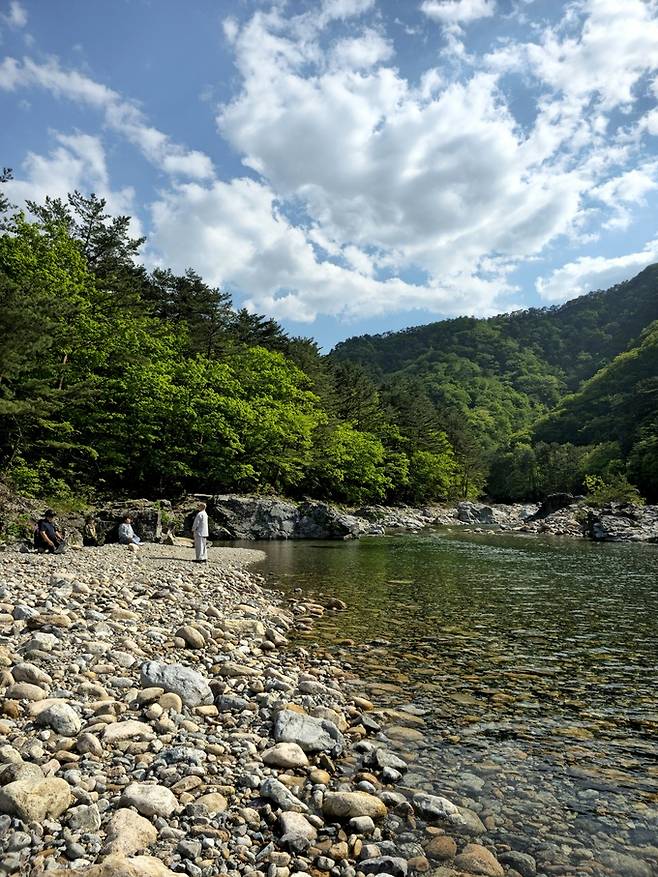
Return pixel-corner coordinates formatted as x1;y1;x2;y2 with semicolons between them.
140;661;213;707
412;792;485;835
273;709;344;756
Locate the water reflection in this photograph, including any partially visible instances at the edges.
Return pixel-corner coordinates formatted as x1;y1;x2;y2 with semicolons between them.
255;531;658;876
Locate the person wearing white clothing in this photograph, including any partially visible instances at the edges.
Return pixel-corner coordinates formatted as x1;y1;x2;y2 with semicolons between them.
192;502;209;562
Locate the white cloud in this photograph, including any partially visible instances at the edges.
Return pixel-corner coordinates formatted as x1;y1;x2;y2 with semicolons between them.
536;239;658;302
217;13;591;320
420;0;495;25
591;164;658;229
4;132;141;236
4;1;27;28
148;177;517;322
329;30;394;69
522;0;658;110
320;0;376;24
0;57;214;180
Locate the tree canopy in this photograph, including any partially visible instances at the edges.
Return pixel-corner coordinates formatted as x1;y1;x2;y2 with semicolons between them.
1;175;656;506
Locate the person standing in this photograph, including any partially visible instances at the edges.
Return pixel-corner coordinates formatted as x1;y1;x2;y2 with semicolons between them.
192;502;209;563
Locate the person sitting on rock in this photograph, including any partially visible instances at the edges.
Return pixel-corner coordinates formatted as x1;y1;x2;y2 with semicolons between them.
118;514;141;546
34;509;66;554
82;515;98;546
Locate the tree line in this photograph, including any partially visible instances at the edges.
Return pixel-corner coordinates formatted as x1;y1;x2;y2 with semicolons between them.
2;173;656;506
0;175;464;505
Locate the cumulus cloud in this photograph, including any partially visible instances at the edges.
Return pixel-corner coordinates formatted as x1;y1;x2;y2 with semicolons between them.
0;57;214;180
420;0;496;25
6;0;658;326
212;10;599;319
149;177;517;322
536;239;658;302
4;132;141;236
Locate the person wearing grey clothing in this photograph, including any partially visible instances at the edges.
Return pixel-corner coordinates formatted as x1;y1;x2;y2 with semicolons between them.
192;502;208;562
118;515;141;545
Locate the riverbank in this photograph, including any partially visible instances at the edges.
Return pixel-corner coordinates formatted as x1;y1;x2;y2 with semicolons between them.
2;485;657;547
0;542;521;877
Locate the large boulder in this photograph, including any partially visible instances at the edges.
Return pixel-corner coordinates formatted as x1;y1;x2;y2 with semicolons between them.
294;501;365;539
140;661;212;707
206;495;298;540
527;493;574;521
456;502;496;524
0;777;72;821
273;709;344;756
199;495;366;540
586;503;658;542
93;500;163;544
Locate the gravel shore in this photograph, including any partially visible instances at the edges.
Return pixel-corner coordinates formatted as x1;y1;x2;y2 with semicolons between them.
0;543;514;877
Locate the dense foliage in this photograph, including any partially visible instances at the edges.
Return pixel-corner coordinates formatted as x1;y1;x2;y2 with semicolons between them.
333;268;658;503
2;174;656;505
0;181;467;504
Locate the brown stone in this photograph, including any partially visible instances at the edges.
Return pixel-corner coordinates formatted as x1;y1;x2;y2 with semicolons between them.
454;843;504;877
426;835;457;860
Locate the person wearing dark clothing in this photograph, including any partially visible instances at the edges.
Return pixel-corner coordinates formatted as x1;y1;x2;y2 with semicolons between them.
83;515;99;547
35;510;65;553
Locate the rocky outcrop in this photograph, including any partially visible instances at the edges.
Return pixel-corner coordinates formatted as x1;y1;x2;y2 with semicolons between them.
203;495;367;540
526;493;575;521
93;500;164;544
585;503;658;542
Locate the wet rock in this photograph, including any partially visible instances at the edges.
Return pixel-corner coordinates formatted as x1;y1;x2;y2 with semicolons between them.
454;844;504;876
498;851;536;877
360;857;408;877
425;836;457;861
139;661;213;707
596;849;653;877
413;793;485;836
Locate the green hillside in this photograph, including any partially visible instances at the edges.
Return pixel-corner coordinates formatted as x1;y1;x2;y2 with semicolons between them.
332;268;658;501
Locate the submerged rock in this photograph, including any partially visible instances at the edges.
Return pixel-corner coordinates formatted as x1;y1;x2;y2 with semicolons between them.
413;792;486;836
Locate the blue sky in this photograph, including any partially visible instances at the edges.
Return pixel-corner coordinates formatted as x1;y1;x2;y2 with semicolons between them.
2;0;658;350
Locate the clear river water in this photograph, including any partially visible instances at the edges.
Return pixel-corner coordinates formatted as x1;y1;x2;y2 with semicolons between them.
254;529;658;877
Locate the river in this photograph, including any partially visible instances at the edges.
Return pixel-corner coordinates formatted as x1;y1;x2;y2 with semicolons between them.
254;529;658;877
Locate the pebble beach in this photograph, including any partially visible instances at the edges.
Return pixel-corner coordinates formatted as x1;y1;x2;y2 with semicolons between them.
0;543;556;877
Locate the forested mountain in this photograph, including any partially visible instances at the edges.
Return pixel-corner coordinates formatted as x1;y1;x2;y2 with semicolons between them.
1;170;656;507
332;270;658;501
